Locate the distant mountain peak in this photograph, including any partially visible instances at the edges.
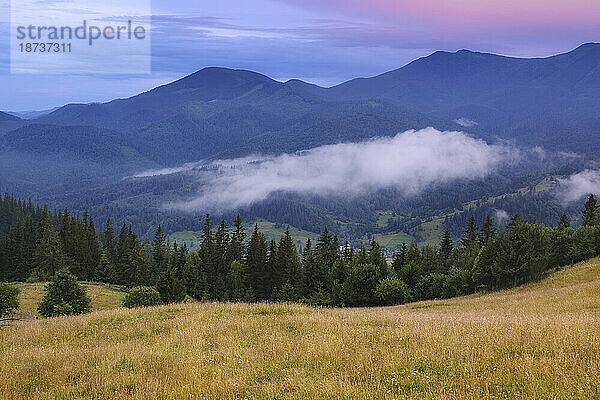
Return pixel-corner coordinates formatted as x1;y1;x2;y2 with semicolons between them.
575;42;600;50
169;66;278;90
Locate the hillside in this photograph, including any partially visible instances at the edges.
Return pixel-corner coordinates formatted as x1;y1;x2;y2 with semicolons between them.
1;259;599;399
14;282;126;317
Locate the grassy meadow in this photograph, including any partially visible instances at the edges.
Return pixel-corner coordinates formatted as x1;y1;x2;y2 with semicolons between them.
1;259;600;399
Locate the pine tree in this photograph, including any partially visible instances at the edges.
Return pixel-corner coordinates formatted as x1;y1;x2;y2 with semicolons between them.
156;264;186;304
558;213;571;230
479;215;497;246
96;251;116;283
582;195;598;227
461;215;479;249
245;224;268;300
38;267;91;317
103;218;118;266
213;220;230;299
228;214;246;263
33;210;64;281
391;243;408;274
439;229;453;263
151;225;169;279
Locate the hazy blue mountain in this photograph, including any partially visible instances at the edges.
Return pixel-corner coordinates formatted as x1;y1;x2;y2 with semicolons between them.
0;112;25;136
330;43;600;151
7;107;60;120
30;67;447;164
25;43;600;162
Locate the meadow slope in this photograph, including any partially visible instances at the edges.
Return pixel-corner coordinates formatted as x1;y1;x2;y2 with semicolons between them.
1;259;600;399
14;282;126;317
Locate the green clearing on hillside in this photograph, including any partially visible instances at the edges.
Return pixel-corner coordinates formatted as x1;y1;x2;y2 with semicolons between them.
169;220;319;251
13;282;126;317
372;231;414;248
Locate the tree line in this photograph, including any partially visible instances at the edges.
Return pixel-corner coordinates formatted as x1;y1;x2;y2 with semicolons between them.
1;192;600;308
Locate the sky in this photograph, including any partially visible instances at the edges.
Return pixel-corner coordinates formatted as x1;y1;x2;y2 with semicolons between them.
0;0;599;111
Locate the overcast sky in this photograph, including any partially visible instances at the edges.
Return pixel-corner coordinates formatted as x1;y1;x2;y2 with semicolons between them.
1;0;598;111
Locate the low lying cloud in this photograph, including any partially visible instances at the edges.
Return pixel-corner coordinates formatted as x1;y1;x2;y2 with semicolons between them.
556;170;600;204
494;209;510;225
454;117;478;127
138;128;520;212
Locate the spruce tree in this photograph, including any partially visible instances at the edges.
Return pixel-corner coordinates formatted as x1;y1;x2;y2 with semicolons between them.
199;214;215;298
38;267;91;317
461;216;479;250
314;227;336;292
226;261;246;301
228;214;246;262
479;215;497;246
213;220;230;299
275;228;300;301
151;225;169;279
33;210;64;281
156;264;186;304
300;238;316;298
96;252;116;283
582;195;598;227
391;243;408;274
439;229;453;263
368;239;388;279
245;225;268;300
103;218;118;266
558;213;571;230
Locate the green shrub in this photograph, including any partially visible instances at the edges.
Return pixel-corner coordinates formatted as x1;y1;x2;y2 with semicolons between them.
38;268;91;317
0;282;19;317
375;277;412;306
123;286;161;308
25;270;41;283
52;302;75;316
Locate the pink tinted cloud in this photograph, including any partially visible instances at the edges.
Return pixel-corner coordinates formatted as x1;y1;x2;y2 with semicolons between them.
285;0;600;27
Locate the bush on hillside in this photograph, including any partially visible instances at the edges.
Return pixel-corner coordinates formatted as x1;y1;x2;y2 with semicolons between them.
0;282;19;317
38;268;91;317
123;286;162;308
374;277;412;306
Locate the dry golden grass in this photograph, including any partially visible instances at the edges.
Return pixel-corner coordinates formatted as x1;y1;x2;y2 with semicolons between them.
2;260;600;399
14;282;126;317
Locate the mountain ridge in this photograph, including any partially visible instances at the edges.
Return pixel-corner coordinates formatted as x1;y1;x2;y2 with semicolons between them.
1;43;600;172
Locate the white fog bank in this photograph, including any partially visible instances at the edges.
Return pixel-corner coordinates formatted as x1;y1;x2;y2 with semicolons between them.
136;128;520;211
